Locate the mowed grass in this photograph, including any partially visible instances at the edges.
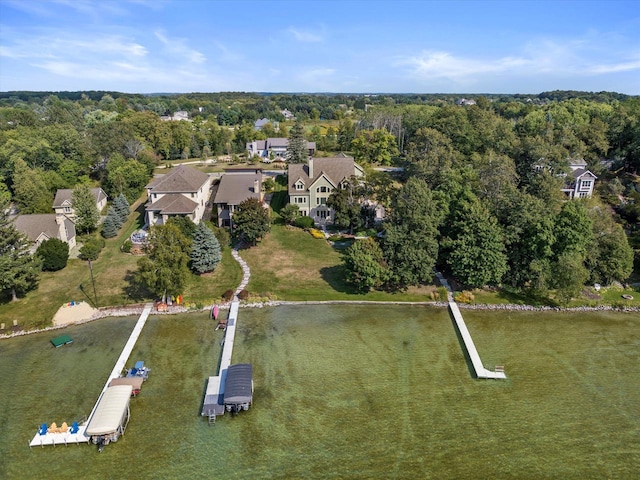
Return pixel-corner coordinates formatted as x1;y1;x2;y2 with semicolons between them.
240;223;436;302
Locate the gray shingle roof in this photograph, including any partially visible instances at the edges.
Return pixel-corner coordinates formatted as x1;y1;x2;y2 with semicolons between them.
147;165;210;193
213;173;262;206
53;188;107;208
288;156;359;194
145;194;199;214
12;214;75;243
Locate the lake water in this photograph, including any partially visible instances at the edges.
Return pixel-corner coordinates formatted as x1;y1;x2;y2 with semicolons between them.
1;304;638;479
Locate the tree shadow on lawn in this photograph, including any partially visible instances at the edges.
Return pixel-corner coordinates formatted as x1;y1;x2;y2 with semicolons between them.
320;265;360;295
123;270;155;303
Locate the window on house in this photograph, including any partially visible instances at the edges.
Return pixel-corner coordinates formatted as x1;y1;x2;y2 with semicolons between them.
64;207;71;213
318;210;328;219
320;186;327;193
153;194;157;199
581;180;592;190
579;192;589;198
320;197;327;205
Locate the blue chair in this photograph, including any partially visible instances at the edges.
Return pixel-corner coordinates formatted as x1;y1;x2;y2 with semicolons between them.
70;422;79;434
39;423;47;435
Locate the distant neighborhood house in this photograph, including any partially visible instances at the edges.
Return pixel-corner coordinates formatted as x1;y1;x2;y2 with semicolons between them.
288;155;364;225
213;168;264;228
160;111;190;121
145;165;212;226
53;188;108;220
246;138;316;162
254;118;278;130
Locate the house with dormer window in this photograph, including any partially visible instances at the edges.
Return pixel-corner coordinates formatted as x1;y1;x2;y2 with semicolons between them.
246;138;316;162
288;154;364;224
561;158;597;199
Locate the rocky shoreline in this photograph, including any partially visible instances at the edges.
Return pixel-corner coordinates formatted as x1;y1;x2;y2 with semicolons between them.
2;299;638;340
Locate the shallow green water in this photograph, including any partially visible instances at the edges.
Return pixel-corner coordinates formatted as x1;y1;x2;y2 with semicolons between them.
1;305;638;479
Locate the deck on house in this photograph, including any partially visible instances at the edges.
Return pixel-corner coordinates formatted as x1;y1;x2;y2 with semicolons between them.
29;304;153;447
202;301;239;418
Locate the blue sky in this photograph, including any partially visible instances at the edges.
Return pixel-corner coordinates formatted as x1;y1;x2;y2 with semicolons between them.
1;0;639;94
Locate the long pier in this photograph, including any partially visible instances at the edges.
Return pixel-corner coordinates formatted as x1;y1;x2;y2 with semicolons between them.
202;300;239;418
29;303;153;447
435;272;506;380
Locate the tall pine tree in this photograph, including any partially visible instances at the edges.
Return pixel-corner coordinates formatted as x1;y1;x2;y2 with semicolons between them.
287;121;307;163
0;209;42;300
113;193;130;225
190;222;222;273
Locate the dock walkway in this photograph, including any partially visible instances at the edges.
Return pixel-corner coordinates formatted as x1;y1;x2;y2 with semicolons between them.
435;272;506;380
29;304;153;447
202;247;249;419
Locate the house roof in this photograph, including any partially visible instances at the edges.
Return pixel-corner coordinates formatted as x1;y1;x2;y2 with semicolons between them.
145;193;199;214
213;173;262;206
12;214;75;243
288;156;360;194
53;188;107;208
571;168;597;180
254;118;270;128
247;138;316;150
146;165;210;193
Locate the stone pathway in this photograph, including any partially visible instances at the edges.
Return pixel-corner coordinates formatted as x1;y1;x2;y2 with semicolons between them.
231;248;251;300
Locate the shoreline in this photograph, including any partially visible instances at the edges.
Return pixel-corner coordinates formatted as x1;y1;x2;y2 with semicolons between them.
1;299;638;341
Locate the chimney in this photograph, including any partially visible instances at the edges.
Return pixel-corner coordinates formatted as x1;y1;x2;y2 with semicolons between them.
308;158;314;178
253;179;259;194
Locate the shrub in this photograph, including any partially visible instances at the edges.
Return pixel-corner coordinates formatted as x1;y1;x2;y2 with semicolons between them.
238;289;249;300
36;238;69;271
295;216;314;229
79;236;105;261
454;290;475;304
309;228;325;239
222;289;235;301
121;240;132;253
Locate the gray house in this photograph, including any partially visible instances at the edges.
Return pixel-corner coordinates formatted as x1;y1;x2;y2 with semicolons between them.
246;138;316;162
13;214;76;253
213;169;264;228
53;188;108;219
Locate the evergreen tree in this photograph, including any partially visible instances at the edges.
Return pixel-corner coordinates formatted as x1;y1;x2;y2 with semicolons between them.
101;207;120;238
36;238;69;271
113;193;130;224
287;121;307;163
0;209;42;300
72;184;100;234
190;222;222;273
136;224;191;298
232;197;270;245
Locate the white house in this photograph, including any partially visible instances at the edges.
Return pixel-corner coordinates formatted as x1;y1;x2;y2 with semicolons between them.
145;165;212;226
246;138;316;162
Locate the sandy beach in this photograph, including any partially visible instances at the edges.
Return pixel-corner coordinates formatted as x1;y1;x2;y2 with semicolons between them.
52;301;97;326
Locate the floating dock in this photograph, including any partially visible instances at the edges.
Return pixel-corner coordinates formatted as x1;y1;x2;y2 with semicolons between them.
30;304;153;448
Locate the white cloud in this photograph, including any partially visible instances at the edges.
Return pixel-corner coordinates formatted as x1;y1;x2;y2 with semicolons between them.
154;30;206;64
287;27;323;43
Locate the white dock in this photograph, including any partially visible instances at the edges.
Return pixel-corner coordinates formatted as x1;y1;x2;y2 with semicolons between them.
30;303;153;447
435;272;506;380
29;425;90;447
202;300;239;417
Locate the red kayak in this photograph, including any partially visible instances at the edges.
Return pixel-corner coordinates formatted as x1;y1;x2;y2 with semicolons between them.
212;304;219;320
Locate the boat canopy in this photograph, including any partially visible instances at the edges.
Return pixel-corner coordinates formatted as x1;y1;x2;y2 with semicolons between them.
223;364;253;405
86;385;133;436
109;377;144;390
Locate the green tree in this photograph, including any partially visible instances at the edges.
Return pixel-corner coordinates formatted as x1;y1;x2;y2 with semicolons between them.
337;119;355;151
101;207;121;238
12;158;52;214
113;193;130;224
553;252;590;305
351;129;399;165
327;183;362;234
79;237;105;261
553;201;593;258
287;121;307;163
343;237;389;293
443;191;508;287
280;203;300;225
104;154;150;202
72;184;100;235
382;177;442;288
0;209;42;300
167;216;197;240
190;222;222;273
36;238;69;271
232;197;270;245
136;224;191;298
586;207;634;284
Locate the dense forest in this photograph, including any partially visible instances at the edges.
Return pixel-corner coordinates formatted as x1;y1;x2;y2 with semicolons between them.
0;90;638;303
